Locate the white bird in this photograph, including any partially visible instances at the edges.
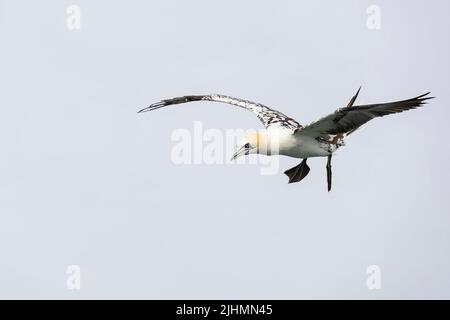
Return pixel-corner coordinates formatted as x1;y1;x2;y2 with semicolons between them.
138;88;433;191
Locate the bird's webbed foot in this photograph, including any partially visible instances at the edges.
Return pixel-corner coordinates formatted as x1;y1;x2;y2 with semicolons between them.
284;158;310;184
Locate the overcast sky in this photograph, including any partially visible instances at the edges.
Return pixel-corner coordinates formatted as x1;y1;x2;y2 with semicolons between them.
0;0;449;299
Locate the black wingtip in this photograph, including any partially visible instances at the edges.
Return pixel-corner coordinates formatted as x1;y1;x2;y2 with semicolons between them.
137;107;151;113
354;85;362;99
137;101;166;113
416;92;434;100
414;92;435;106
346;86;362;108
418;92;431;98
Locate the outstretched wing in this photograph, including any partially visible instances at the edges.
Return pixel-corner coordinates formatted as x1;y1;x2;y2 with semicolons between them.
138;94;302;131
298;90;433;139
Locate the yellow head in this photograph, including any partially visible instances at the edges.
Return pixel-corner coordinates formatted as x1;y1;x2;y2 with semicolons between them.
230;131;270;160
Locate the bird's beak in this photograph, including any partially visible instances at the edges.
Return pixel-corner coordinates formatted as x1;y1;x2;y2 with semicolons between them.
230;146;248;161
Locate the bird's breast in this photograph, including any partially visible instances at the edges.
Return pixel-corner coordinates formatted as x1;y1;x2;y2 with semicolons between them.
279;135;331;158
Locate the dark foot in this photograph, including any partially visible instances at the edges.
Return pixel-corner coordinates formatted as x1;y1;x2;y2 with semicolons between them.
284;158;310;184
326;155;332;192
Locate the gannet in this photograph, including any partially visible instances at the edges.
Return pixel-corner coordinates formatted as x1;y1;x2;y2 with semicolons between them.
138;88;433;191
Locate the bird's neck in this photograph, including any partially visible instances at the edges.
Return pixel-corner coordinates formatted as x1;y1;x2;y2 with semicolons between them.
255;131;284;156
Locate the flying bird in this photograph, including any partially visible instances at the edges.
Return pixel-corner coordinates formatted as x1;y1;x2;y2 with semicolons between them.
138;89;433;191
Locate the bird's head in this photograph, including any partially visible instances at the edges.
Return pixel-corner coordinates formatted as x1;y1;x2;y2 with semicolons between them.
230;131;267;160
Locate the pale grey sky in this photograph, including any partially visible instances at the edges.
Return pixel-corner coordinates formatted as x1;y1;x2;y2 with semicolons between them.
0;0;449;299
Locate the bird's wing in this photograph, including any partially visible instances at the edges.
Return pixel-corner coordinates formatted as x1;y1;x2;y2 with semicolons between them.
138;94;302;131
297;91;433;139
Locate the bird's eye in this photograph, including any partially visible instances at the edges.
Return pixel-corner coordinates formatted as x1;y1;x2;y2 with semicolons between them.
244;143;250;149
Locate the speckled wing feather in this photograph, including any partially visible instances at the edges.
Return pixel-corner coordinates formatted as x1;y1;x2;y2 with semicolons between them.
298;92;433;139
138;94;303;131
